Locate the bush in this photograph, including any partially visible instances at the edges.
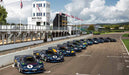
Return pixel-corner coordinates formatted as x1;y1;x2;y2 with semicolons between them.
93;31;100;35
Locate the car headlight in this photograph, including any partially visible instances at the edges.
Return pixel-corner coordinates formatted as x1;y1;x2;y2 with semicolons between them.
74;48;77;49
53;55;57;58
66;51;70;53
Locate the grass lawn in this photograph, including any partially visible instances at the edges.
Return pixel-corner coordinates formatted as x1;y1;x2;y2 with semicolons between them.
122;39;129;51
122;33;129;37
100;32;115;34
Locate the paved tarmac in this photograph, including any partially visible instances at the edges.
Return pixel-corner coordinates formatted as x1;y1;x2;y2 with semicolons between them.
1;33;129;75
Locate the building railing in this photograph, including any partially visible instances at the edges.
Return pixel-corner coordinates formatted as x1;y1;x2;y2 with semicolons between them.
0;25;80;31
0;25;46;31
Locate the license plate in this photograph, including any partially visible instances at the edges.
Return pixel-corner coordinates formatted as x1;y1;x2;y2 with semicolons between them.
32;69;37;71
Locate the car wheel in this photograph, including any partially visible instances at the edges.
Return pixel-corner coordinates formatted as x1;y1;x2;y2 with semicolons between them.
44;57;47;62
18;68;21;73
14;63;17;67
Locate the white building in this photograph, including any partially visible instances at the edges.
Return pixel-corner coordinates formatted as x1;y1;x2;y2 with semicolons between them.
28;0;50;30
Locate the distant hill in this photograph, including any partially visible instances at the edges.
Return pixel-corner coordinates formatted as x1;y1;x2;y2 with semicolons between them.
96;22;129;25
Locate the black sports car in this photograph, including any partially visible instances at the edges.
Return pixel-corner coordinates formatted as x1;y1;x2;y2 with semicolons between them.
99;37;110;42
106;37;117;42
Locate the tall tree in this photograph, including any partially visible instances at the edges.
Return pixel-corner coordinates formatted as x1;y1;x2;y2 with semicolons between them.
0;6;8;25
87;25;95;31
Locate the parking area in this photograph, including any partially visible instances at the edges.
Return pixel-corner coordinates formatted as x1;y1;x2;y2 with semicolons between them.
0;33;129;75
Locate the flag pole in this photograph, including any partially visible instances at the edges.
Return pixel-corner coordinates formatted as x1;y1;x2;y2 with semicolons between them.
20;0;22;32
20;9;21;32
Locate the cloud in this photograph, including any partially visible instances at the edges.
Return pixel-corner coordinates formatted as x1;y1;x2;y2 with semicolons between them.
2;0;129;24
2;0;32;24
65;0;129;24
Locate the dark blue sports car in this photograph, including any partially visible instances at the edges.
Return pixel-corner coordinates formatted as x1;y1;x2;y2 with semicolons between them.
74;40;88;47
66;42;82;52
86;39;93;45
57;44;76;56
92;38;99;44
72;41;86;49
93;38;104;43
33;49;64;63
99;37;110;42
106;37;117;42
14;55;44;74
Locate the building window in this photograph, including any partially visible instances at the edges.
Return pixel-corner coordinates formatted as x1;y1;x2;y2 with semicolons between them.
46;3;50;8
47;12;50;17
44;22;45;25
36;13;42;16
33;4;35;7
37;4;42;7
33;13;35;16
41;13;42;16
44;3;45;7
44;13;45;16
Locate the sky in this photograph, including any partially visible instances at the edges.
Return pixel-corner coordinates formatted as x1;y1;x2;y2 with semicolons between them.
1;0;129;24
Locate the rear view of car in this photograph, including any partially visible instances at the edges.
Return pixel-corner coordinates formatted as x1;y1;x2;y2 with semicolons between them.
14;55;44;74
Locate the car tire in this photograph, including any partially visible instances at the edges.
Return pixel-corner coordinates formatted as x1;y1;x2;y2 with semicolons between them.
44;57;48;62
18;68;22;73
14;63;17;67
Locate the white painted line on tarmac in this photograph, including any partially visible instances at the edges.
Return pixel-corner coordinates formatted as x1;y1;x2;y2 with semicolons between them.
76;73;100;75
125;60;129;63
123;56;129;59
44;70;51;74
76;73;90;75
107;56;123;58
120;36;129;55
123;53;128;55
0;64;12;71
126;66;129;68
77;54;91;57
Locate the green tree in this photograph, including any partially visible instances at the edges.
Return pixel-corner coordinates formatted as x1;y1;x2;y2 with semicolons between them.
0;6;8;25
87;25;95;31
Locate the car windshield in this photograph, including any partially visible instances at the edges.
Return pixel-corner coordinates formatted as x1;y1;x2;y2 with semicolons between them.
73;43;79;45
23;56;37;64
46;50;57;55
68;44;74;47
60;47;68;50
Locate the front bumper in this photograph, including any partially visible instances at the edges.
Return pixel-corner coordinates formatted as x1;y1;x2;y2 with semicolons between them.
64;53;76;56
48;58;64;62
21;68;44;74
74;48;82;52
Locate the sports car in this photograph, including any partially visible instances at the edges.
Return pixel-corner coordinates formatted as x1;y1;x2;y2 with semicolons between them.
57;44;76;56
106;37;117;42
33;48;64;63
87;39;98;44
93;38;104;43
72;41;86;49
99;37;110;42
75;40;88;46
86;39;93;45
14;55;44;74
65;42;82;52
